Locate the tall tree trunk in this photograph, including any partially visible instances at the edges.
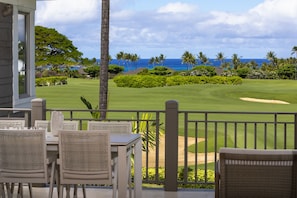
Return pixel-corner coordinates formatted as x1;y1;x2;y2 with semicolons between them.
99;0;110;120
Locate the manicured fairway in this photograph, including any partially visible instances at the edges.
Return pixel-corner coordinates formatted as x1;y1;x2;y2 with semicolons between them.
36;78;297;112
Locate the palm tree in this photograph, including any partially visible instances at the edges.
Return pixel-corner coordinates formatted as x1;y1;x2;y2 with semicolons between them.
216;52;225;67
149;57;155;66
197;51;209;65
231;53;241;70
248;60;258;70
99;0;110;120
291;46;297;79
116;51;125;65
266;51;278;68
181;51;196;70
130;53;140;69
291;46;297;58
159;54;166;65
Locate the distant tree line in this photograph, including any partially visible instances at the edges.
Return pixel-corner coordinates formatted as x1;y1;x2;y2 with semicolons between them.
35;25;297;80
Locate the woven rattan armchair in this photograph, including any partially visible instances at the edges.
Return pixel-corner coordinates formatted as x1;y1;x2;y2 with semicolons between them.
87;121;132;135
0;120;26;196
0;120;25;129
62;121;79;130
57;130;116;198
215;148;297;198
35;120;50;131
0;129;57;198
87;121;133;197
35;120;79;132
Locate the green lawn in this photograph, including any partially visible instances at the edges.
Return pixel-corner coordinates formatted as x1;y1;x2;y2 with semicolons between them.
36;78;297;112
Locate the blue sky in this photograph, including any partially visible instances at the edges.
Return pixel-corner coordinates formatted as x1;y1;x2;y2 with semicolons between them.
36;0;297;59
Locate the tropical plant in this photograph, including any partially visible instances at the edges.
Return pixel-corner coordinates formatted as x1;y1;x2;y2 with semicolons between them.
132;113;164;152
80;96;100;119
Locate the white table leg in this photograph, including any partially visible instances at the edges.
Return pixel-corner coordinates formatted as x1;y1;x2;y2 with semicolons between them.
118;146;128;197
134;138;142;198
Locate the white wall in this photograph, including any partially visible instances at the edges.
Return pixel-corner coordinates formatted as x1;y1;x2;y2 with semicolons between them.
0;0;35;9
0;0;36;108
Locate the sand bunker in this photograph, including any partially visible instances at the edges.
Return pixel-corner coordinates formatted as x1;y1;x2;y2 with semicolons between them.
240;97;289;104
143;136;216;167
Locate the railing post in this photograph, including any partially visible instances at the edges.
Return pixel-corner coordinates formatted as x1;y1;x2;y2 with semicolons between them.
165;100;178;191
295;113;297;149
31;98;46;127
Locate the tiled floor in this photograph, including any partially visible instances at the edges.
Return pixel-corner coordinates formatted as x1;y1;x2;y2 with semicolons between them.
12;186;215;198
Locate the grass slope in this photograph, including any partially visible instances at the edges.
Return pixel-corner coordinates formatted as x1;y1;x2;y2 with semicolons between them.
37;78;297;112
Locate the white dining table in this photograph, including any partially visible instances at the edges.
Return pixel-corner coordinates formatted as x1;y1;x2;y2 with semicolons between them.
46;133;142;198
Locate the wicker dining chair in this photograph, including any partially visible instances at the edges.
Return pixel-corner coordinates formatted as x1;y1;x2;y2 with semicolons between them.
35;120;50;131
215;148;297;198
57;130;116;198
0;129;57;198
62;121;79;130
0;120;25;129
87;121;133;198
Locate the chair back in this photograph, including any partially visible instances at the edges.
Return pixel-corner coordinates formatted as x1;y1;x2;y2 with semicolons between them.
0;120;25;129
88;121;132;134
0;129;48;183
50;111;64;136
35;120;50;131
217;148;297;198
58;130;112;185
62;121;79;130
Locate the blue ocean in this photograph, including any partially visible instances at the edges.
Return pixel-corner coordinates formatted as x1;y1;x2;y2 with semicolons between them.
109;58;269;72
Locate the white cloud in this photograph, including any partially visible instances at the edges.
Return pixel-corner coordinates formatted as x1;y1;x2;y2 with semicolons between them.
157;2;196;14
35;0;297;59
36;0;100;24
251;0;297;19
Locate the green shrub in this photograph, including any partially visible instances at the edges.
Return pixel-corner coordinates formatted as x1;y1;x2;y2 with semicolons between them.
236;67;251;78
166;75;186;86
166;76;242;86
83;66;99;78
131;167;215;189
108;64;124;74
190;65;217;77
277;64;296;79
114;75;242;88
209;76;227;84
226;76;242;85
113;75;166;88
35;76;67;86
137;68;149;75
149;66;173;76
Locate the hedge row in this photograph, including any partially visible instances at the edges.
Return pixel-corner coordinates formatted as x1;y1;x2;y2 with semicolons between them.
113;75;242;88
35;76;68;86
130;167;215;189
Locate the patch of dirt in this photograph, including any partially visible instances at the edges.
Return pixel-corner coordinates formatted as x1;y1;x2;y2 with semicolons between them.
142;136;217;167
240;97;289;104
